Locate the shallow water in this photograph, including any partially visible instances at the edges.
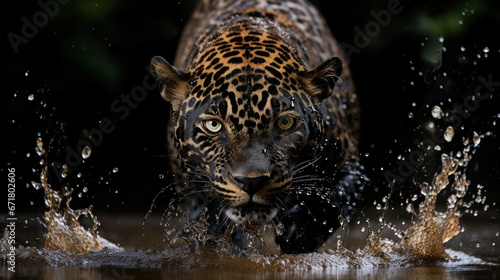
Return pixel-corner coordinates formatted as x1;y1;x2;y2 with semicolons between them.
3;264;499;280
2;211;498;279
2;247;499;280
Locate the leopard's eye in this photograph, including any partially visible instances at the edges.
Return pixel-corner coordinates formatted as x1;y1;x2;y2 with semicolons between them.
276;116;295;131
203;120;222;133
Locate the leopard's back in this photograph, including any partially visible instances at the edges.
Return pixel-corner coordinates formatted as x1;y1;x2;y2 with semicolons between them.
173;0;359;165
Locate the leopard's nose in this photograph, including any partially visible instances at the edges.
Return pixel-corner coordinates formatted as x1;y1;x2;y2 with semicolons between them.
232;175;271;196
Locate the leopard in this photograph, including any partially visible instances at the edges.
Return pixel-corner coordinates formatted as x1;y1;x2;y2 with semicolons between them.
150;0;367;254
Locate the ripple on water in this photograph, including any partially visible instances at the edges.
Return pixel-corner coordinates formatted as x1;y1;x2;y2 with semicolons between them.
4;244;489;269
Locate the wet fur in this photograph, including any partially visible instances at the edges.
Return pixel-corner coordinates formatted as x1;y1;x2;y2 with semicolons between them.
151;0;366;253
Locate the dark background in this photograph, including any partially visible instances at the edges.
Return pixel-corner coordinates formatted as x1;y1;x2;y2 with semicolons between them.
4;0;500;232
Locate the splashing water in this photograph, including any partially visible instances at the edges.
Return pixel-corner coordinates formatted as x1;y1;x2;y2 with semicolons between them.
29;139;119;254
366;151;471;261
137;128;490;267
1;119;493;272
41;167;119;254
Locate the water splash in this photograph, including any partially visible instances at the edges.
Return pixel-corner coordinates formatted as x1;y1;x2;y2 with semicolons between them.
365;132;480;262
2;134;492;270
3;122;492;270
144;139;488;266
34;139;119;254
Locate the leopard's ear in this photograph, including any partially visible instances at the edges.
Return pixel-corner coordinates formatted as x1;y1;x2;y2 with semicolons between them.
150;56;191;112
300;56;343;101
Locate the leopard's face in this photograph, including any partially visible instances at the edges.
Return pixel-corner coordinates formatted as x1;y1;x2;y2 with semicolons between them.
151;26;342;225
175;72;325;224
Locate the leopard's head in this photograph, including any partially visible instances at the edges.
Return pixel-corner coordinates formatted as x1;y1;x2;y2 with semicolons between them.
151;28;342;226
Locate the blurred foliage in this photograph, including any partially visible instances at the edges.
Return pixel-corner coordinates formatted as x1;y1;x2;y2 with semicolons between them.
412;0;486;36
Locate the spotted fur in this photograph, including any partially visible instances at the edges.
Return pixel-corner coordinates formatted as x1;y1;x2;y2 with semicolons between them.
151;0;365;253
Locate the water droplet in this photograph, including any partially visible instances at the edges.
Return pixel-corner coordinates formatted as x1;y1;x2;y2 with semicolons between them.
406;203;413;213
483;47;490;53
61;164;68;178
473;132;481;146
25;71;29;76
431;106;443;119
28;94;34;101
31;181;41;190
408;112;414;119
444;126;454;142
82;187;88;193
460;46;466;52
35;138;44;156
438;37;444;43
82;146;92;159
113;167;119;173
